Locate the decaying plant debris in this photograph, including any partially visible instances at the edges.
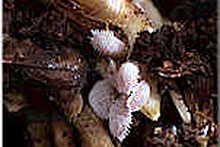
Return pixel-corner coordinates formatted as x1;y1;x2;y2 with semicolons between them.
3;0;217;146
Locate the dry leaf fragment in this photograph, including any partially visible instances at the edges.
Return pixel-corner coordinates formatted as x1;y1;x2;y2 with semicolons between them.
4;92;26;113
75;105;114;147
169;90;191;124
139;77;161;121
140;95;161;121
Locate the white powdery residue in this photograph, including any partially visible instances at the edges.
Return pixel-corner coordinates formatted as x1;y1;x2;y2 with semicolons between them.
109;98;133;142
127;80;150;112
116;62;140;95
88;79;116;120
90;29;125;56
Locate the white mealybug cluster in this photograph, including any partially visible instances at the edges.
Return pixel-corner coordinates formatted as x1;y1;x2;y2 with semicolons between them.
109;98;132;142
116;62;150;112
88;61;151;142
90;29;125;56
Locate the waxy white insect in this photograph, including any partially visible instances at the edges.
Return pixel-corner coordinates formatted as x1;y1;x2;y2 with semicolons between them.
109;97;132;142
89;79;116;119
127;80;150;112
116;62;140;95
90;29;125;56
89;61;152;142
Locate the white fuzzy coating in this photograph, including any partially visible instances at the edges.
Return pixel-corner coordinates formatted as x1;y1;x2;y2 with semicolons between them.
90;29;125;56
88;79;116;119
127;80;150;112
116;62;140;95
109;98;132;142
